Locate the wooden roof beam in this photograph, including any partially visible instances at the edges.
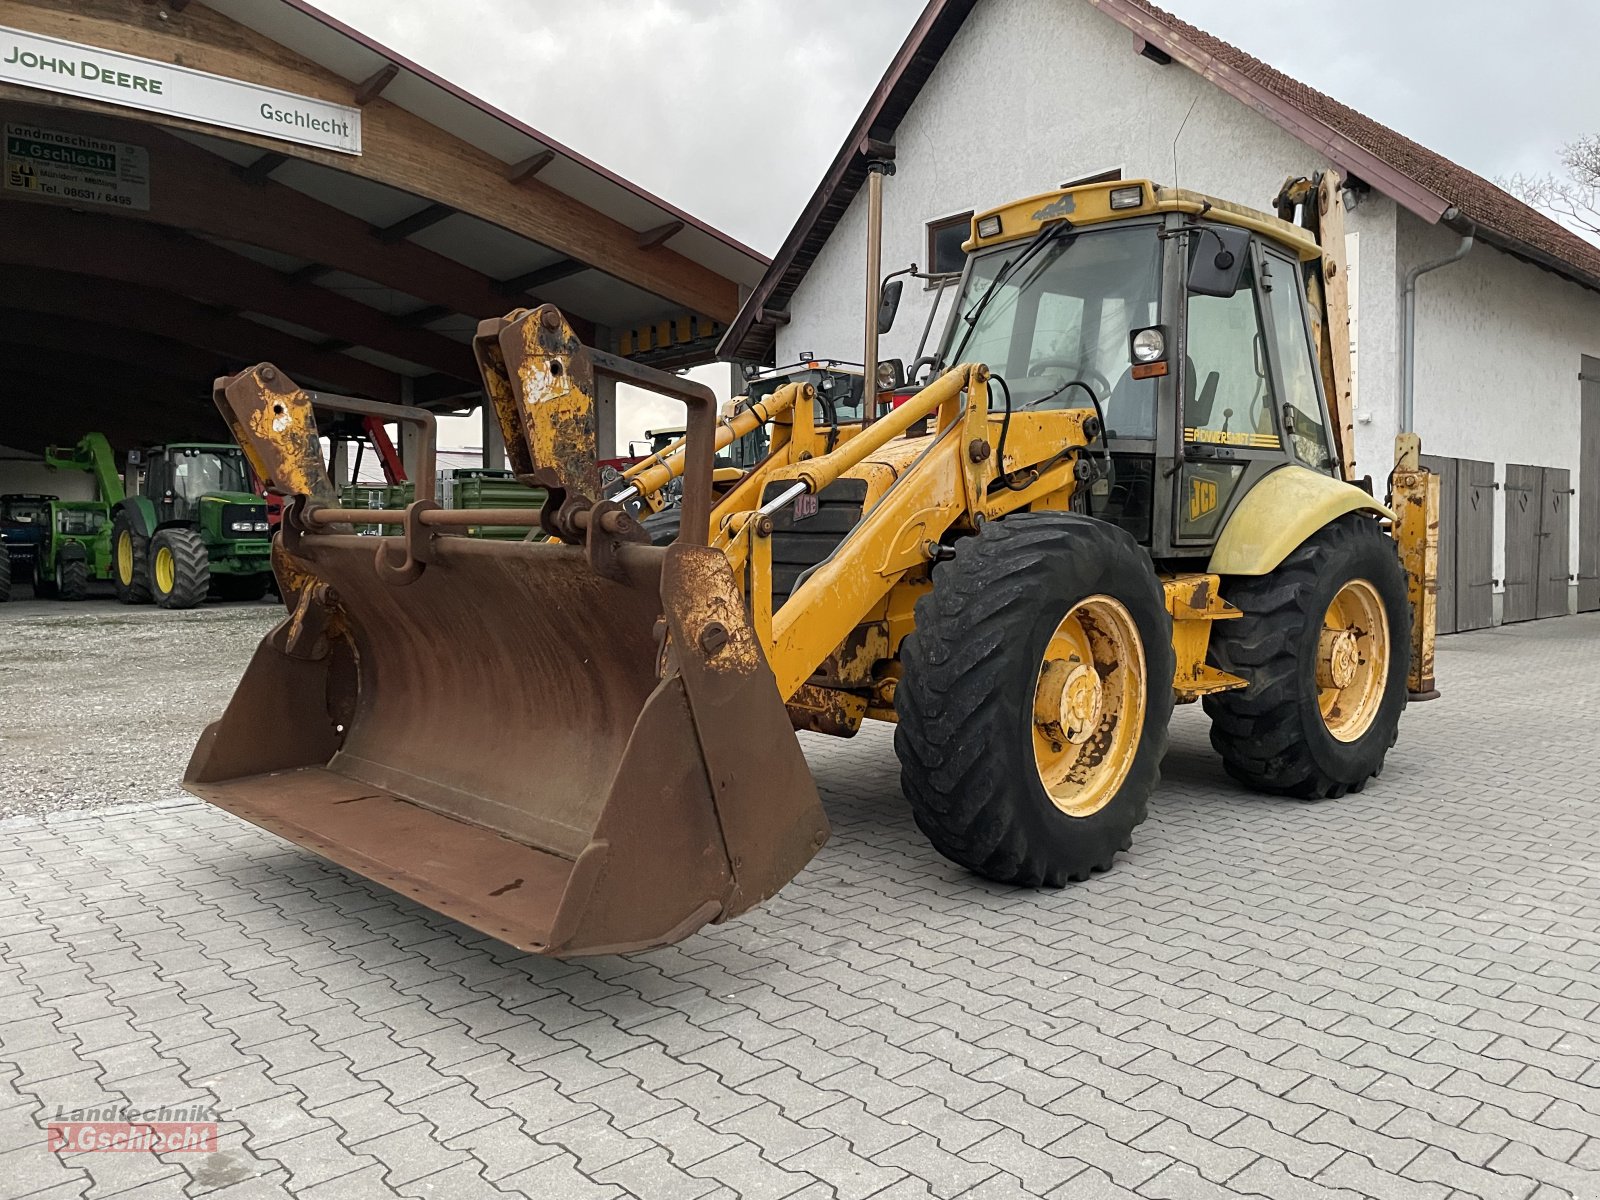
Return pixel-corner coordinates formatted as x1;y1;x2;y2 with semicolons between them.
493;257;589;296
0;203;476;380
235;151;290;185
353;62;399;106
636;220;684;250
372;202;455;245
506;150;555;185
0;265;406;401
0;105;599;340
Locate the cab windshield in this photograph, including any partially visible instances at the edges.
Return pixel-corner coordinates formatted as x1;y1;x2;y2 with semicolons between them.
171;449;250;501
2;497;50;525
941;224;1162;438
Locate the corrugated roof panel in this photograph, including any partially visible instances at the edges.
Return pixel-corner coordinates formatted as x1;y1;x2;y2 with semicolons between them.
405;214;566;280
268;157;422;226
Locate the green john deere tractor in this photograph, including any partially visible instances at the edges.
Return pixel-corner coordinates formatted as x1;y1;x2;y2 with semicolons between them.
112;443;274;608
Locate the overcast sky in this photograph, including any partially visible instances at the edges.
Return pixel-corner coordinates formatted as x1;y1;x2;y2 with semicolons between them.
313;0;1595;444
319;0;1592;253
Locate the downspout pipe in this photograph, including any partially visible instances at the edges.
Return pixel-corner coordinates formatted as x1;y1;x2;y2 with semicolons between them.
1400;210;1474;432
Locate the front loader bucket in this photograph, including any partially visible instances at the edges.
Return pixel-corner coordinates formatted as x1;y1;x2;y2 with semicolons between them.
184;533;829;956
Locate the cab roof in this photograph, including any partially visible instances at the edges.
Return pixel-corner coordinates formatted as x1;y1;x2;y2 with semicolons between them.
965;179;1322;261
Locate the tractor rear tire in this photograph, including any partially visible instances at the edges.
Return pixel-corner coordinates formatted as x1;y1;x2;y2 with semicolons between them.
56;556;89;601
150;528;211;610
895;513;1175;886
641;508;681;546
0;545;10;602
112;513;152;605
212;573;270;602
1204;514;1409;799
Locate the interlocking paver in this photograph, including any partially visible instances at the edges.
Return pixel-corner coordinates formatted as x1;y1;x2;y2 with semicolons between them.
2;615;1599;1198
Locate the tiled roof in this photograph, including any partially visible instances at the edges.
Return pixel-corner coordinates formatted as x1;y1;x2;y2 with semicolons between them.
1114;0;1600;285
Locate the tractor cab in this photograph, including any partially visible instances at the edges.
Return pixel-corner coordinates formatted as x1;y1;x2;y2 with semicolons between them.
747;359;868;425
112;442;275;609
930;180;1339;557
137;444;260;524
0;493;56;581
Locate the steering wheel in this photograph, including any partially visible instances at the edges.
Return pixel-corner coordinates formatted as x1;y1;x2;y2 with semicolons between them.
1029;359;1112;397
1027;355;1079;377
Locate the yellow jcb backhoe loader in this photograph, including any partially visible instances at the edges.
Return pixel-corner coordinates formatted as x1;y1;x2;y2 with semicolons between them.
187;173;1438;957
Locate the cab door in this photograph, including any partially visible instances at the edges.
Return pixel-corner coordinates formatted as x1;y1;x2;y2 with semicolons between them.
1257;246;1337;475
1174;240;1285;546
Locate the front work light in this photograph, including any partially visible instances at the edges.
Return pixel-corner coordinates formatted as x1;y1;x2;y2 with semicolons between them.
975;214;1002;238
1108;185;1144;210
1131;327;1165;363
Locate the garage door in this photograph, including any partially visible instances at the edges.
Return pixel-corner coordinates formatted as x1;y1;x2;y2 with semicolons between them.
1421;455;1495;634
1537;468;1572;619
1503;464;1540;624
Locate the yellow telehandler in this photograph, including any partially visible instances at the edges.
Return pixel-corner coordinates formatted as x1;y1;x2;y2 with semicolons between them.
187;172;1438;957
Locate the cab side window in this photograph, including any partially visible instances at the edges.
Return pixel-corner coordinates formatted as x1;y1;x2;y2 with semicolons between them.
1185;258;1278;449
1262;252;1334;471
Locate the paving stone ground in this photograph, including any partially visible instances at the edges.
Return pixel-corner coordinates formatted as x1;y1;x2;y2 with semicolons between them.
2;614;1599;1198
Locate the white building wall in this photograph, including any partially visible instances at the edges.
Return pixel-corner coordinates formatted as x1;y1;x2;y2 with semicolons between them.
0;450;97;501
1400;212;1599;596
777;0;1598;620
778;0;1400;476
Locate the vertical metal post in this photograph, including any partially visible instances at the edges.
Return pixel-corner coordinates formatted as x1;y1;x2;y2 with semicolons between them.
480;393;505;471
860;141;895;424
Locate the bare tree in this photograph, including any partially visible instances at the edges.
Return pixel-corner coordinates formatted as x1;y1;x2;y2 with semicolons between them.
1501;136;1600;238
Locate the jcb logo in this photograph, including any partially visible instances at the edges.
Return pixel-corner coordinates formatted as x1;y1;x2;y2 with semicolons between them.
1189;478;1218;521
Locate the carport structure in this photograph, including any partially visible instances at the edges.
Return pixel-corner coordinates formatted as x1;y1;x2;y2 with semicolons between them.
0;0;766;459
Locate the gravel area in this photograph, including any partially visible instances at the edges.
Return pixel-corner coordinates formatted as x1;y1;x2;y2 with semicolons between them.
0;593;279;819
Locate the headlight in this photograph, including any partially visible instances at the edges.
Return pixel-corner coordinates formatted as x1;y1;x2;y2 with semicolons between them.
1131;327;1166;363
975;214;1002;238
1109;185;1144;210
229;521;252;533
254;522;270;533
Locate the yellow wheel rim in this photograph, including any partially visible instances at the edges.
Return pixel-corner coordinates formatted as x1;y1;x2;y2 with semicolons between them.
154;545;175;594
1318;578;1389;742
117;530;134;583
1031;596;1146;818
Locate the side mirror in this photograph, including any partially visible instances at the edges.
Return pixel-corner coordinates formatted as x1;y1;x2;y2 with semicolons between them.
1187;226;1252;298
875;359;906;392
877;278;904;334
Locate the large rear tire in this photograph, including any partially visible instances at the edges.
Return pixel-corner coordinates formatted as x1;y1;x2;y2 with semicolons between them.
56;555;89;601
1204;514;1409;798
150;528;211;610
112;513;152;605
895;513;1175;886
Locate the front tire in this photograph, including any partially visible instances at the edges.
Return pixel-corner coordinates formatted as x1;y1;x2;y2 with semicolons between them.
56;556;89;601
150;528;211;610
1205;514;1409;798
0;545;10;602
895;514;1175;886
112;513;152;604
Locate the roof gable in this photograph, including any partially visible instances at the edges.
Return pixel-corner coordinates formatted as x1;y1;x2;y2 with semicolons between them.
720;0;1600;363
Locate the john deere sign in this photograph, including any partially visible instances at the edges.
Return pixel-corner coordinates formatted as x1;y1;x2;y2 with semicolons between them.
0;25;361;155
4;123;150;210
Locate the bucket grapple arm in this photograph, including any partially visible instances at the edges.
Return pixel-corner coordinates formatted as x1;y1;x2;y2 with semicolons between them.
186;309;828;956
